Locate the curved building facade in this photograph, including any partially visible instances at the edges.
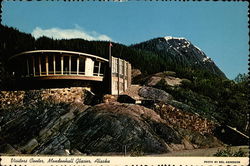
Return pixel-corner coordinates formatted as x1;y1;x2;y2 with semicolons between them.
8;50;131;95
9;50;108;81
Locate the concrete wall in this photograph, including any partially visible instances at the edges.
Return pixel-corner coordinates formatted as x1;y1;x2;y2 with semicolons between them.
85;58;94;76
110;57;131;95
0;87;91;109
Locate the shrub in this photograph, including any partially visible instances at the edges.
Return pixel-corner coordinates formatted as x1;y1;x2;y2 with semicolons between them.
213;146;246;157
130;145;144;156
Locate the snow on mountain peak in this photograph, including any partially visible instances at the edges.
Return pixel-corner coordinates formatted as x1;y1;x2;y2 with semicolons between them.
164;36;186;41
203;56;212;63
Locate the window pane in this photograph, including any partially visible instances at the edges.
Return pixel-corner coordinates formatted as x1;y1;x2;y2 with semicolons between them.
34;56;39;75
63;56;69;74
100;62;105;75
55;55;61;74
28;56;33;76
79;57;85;74
41;55;46;75
48;55;53;74
93;61;99;76
71;56;77;74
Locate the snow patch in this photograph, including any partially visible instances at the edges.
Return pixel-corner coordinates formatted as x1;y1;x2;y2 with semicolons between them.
164;36;186;41
203;56;212;63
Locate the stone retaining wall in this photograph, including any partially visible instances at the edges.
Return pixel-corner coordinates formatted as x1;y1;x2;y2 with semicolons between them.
0;87;92;109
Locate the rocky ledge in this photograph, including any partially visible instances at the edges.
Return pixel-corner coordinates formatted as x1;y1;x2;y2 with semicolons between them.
0;95;222;155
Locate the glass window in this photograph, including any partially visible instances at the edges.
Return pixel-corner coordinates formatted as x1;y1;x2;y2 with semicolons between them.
100;62;105;76
93;61;99;76
112;58;116;73
41;55;46;75
71;56;77;74
63;56;69;74
48;55;54;74
115;59;118;73
34;56;40;76
27;56;33;76
55;55;61;74
79;57;85;75
119;60;124;75
124;63;127;76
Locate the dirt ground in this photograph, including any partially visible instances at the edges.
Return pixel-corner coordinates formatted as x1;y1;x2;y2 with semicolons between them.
146;146;249;157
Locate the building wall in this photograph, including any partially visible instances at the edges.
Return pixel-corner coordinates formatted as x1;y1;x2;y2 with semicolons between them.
110;57;131;95
85;58;94;76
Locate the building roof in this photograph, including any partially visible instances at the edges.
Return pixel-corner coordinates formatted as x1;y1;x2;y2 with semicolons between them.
9;50;109;62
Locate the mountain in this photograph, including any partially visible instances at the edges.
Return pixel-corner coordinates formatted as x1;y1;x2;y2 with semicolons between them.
131;37;226;78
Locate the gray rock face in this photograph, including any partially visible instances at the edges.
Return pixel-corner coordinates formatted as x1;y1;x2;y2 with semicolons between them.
20;138;39;153
0;98;222;155
0;100;183;155
0;143;19;154
66;103;182;154
138;86;173;103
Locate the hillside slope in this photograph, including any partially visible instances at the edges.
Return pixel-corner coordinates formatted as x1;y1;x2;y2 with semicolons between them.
131;37;226;78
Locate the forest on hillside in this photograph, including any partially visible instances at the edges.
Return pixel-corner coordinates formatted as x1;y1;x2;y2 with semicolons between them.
0;25;249;135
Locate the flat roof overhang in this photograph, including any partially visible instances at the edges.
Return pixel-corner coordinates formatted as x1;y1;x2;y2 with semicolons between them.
9;50;109;62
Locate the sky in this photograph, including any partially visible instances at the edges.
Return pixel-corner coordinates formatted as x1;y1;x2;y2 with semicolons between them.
2;1;249;79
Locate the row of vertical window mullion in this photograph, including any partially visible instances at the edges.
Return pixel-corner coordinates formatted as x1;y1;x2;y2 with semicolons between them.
25;54;104;77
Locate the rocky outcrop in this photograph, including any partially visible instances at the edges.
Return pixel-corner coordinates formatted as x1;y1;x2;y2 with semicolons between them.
0;101;172;154
0;102;89;154
66;103;183;154
131;69;142;78
146;72;183;87
138;86;173;103
152;102;223;148
0;98;223;155
121;85;144;101
0;91;25;109
0;82;227;156
0;87;94;109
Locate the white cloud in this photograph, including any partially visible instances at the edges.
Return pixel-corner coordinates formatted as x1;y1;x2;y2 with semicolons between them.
31;26;113;41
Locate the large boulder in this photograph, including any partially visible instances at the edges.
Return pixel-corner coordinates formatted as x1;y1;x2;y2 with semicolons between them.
131;69;142;78
144;72;183;87
138;86;173;103
66;103;184;154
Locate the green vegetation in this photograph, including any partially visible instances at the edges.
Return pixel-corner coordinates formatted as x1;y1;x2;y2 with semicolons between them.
155;71;248;135
213;146;247;157
130;145;145;156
